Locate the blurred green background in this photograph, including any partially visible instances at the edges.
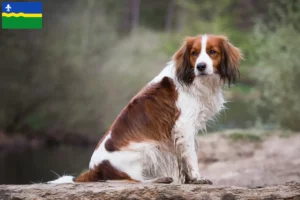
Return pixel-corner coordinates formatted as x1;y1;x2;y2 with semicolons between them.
0;0;299;184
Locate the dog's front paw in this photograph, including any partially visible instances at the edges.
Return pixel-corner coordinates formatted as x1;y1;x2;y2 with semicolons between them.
144;177;173;184
186;177;212;185
153;177;174;184
189;177;212;185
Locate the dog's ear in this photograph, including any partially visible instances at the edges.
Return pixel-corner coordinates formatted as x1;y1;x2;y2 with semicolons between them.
173;37;195;85
220;36;243;86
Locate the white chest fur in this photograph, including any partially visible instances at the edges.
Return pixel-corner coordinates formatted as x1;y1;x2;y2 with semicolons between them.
175;80;225;133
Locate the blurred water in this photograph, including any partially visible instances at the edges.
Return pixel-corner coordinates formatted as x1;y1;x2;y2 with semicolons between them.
205;100;256;132
0;146;94;184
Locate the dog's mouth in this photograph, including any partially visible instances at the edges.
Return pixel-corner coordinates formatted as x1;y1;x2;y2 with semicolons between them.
199;73;208;76
199;71;220;76
197;72;212;76
194;69;215;77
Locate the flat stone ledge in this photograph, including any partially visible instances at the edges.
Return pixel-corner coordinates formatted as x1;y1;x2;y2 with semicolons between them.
0;181;299;200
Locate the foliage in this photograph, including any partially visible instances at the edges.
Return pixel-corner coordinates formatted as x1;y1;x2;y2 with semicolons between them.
229;132;262;142
0;0;117;135
0;0;299;137
251;1;300;131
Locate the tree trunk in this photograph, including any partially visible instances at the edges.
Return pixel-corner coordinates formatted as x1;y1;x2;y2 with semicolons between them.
120;0;132;34
0;181;299;200
81;0;95;66
165;0;175;32
131;0;140;30
175;2;186;33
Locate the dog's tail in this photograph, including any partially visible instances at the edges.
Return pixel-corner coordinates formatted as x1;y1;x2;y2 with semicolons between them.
74;168;103;182
47;161;139;184
47;168;102;184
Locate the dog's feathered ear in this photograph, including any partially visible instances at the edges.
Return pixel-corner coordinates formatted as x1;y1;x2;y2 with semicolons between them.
220;36;243;86
173;37;195;85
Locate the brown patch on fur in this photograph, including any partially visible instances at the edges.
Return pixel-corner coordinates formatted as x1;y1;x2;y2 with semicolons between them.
174;37;198;85
98;77;179;152
219;36;243;85
75;160;133;182
189;36;202;67
104;138;118;152
205;36;223;70
206;35;242;85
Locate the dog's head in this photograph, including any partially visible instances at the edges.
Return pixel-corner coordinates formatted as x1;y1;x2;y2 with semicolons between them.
173;34;243;86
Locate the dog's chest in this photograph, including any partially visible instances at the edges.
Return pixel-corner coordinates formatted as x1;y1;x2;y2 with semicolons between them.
175;88;224;131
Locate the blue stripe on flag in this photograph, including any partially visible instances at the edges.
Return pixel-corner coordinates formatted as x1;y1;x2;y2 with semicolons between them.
2;2;42;14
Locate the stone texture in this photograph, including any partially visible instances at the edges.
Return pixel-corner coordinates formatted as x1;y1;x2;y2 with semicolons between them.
0;181;300;200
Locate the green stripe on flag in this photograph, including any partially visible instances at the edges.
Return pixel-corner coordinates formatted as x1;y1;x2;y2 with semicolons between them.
2;17;42;29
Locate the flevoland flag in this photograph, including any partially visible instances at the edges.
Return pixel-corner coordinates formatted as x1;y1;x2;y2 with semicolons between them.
2;2;42;29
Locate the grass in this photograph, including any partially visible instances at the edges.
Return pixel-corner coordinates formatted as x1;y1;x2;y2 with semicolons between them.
278;131;295;138
228;132;262;142
227;84;256;95
225;129;299;142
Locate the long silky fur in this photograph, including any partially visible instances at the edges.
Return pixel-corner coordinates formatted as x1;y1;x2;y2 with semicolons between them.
174;40;195;86
220;39;242;86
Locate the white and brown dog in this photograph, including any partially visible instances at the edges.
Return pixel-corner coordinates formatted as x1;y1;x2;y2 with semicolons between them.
49;34;242;184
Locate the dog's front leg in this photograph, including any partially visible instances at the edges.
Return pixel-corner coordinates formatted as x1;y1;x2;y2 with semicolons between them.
175;127;212;184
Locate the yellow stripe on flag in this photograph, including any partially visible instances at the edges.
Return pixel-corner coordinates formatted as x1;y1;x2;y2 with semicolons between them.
2;12;42;18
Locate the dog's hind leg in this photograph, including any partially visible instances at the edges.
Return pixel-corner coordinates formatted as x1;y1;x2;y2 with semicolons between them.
143;177;173;184
102;177;173;184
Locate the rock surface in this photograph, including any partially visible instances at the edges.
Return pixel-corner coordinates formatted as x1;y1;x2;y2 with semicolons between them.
197;131;300;187
0;181;300;200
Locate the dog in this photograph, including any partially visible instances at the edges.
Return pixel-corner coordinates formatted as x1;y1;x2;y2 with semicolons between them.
49;34;242;184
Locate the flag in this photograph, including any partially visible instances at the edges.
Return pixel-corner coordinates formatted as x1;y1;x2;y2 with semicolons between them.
2;2;42;29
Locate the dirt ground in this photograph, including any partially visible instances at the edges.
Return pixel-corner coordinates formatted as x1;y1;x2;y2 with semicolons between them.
197;130;300;188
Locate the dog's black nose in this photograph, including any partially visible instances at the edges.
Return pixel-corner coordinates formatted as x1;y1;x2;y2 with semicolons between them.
196;63;206;71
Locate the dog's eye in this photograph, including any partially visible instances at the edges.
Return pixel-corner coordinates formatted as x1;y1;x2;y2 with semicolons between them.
209;50;217;55
191;51;198;56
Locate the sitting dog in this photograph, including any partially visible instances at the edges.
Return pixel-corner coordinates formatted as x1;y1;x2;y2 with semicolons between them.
49;34;242;184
